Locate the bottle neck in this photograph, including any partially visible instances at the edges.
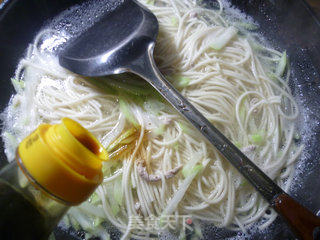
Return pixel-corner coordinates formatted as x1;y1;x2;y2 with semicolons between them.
0;159;70;231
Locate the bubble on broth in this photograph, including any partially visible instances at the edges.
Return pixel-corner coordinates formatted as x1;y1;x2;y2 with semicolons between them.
49;0;123;37
34;0;124;56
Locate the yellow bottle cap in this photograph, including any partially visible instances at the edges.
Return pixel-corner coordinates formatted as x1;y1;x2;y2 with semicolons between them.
17;118;108;205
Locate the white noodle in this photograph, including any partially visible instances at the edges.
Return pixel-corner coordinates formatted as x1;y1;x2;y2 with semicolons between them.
2;0;303;239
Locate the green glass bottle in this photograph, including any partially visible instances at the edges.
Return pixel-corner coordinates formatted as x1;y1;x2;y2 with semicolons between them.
0;118;107;240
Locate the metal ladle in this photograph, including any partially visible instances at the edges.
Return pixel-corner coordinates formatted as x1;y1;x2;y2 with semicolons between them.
59;0;320;239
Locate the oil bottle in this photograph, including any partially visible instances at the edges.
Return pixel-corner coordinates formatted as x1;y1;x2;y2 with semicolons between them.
0;118;108;240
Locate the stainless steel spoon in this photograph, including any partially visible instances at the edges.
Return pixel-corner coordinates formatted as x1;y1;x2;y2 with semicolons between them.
59;0;320;239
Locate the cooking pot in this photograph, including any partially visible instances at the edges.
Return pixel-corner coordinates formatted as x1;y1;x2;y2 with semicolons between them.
0;0;320;239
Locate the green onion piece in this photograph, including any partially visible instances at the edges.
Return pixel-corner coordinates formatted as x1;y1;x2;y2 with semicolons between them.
106;76;152;96
86;78;118;95
249;132;264;145
235;22;259;31
107;127;137;152
182;164;203;178
119;98;139;127
89;192;100;205
267;72;278;81
294;133;300;140
78;202;106;218
11;78;25;93
62;215;70;228
240;179;248;187
69;208;93;231
178;122;190;134
119;135;137;144
233;141;242;148
161;163;202;218
210;26;238;50
69;215;81;230
3;131;18;149
248;39;264;52
153;124;166;136
113;178;123;205
87;73;154;97
111;203;120;215
93;217;104;228
276;51;287;77
146;0;155;5
169;75;191;89
102;164;109;174
143;98;165;115
171;17;178;27
104;184;120;215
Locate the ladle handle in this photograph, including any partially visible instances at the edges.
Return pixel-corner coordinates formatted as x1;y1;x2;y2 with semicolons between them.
129;44;320;240
272;193;320;240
